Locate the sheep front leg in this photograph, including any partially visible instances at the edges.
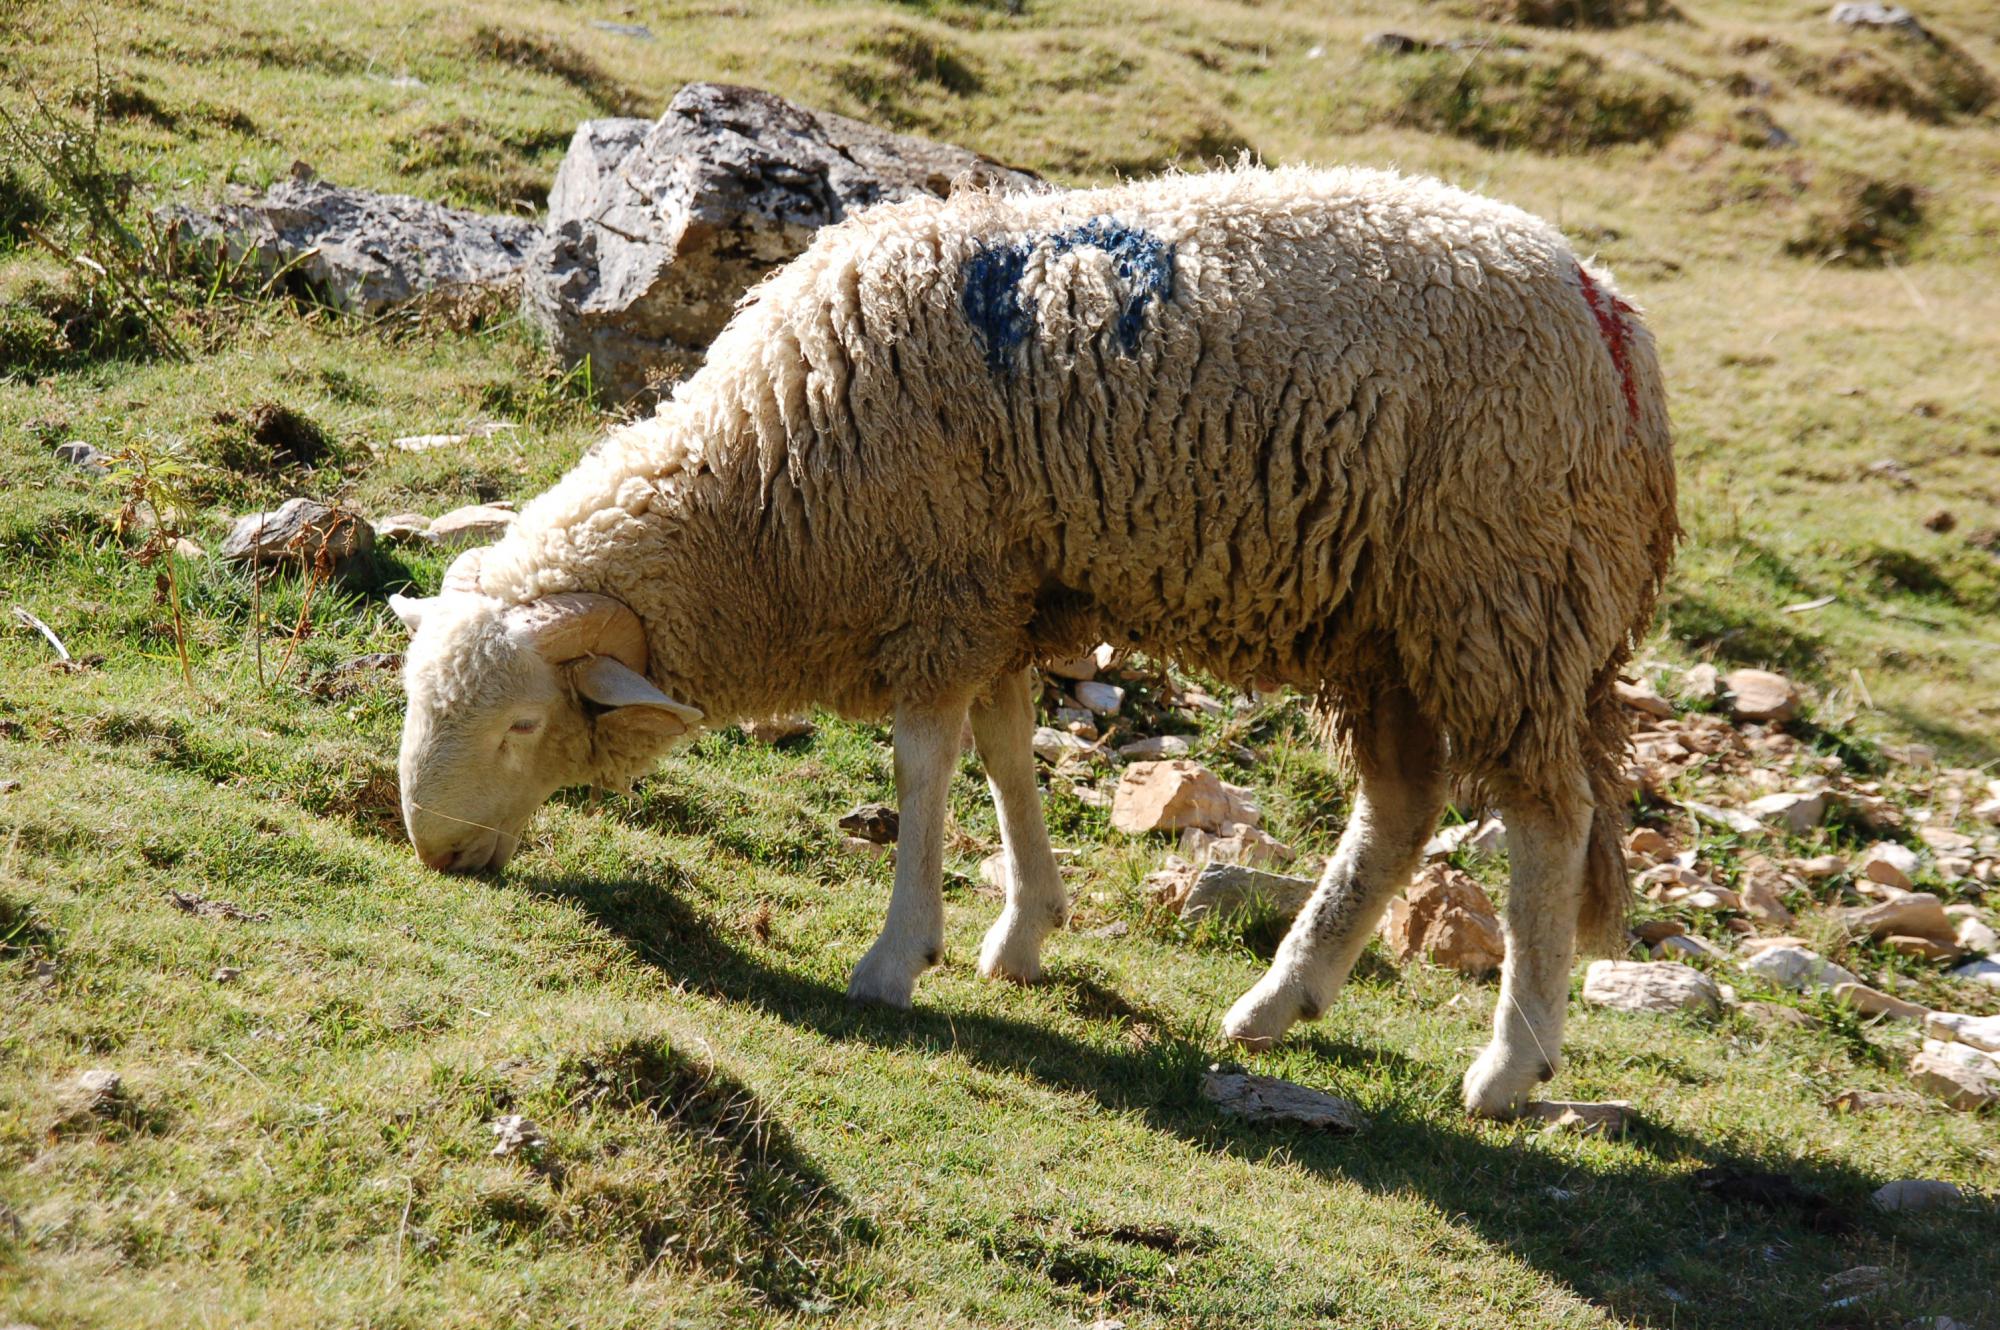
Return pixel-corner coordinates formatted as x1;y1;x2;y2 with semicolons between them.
970;669;1066;983
846;696;968;1008
1461;778;1590;1118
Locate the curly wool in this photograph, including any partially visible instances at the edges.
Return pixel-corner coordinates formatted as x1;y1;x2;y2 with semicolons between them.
478;164;1676;825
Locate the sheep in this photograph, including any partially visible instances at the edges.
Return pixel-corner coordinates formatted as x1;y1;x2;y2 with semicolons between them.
389;163;1677;1117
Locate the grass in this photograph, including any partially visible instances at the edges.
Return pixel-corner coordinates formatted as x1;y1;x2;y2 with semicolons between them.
3;0;1999;1325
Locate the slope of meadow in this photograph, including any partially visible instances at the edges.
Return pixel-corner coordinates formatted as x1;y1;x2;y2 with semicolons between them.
2;1;1998;1327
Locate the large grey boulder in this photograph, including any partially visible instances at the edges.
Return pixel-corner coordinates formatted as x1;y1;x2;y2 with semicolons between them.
521;82;1040;403
165;164;541;314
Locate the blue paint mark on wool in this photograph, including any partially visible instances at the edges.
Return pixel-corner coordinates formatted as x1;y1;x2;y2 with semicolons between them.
961;217;1176;373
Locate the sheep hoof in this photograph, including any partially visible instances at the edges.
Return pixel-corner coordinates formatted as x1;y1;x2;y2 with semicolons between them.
1220;974;1308;1050
846;947;923;1008
976;913;1046;985
1460;1044;1539;1119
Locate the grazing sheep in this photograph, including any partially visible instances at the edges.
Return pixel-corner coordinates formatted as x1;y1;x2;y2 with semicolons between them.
391;164;1677;1117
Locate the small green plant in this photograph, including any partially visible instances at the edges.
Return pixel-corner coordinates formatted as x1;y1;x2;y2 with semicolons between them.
103;434;208;689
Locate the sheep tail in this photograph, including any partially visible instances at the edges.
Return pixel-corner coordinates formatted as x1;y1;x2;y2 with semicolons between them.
1576;681;1635;957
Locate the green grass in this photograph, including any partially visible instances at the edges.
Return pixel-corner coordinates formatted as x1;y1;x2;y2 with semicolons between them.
3;0;2000;1325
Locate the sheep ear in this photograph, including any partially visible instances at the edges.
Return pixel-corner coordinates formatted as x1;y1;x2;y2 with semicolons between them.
388;594;433;635
573;656;704;735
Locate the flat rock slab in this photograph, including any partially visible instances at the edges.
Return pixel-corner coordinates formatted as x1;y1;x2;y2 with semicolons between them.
220;498;373;576
1525;1099;1635;1137
1179;863;1313;922
1583;959;1722;1014
1908;1039;1999;1110
166;164;540;314
1201;1066;1367;1133
426;504;516;550
522;83;1040;402
1741;945;1861;993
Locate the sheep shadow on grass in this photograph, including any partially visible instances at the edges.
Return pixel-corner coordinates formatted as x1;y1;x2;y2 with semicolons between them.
524;867;1999;1328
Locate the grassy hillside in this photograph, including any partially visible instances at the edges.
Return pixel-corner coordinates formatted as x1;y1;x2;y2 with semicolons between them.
3;1;1998;1326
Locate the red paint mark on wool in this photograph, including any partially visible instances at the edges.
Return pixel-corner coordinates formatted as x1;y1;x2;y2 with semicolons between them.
1576;265;1640;426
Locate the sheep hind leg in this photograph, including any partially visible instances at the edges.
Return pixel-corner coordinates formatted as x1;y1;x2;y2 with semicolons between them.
1222;686;1446;1049
1461;772;1591;1118
970;668;1067;984
846;694;969;1008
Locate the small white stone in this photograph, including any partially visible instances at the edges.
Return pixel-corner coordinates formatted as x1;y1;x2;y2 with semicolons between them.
1740;945;1860;992
1582;960;1722;1014
1117;734;1191;761
1072;680;1125;716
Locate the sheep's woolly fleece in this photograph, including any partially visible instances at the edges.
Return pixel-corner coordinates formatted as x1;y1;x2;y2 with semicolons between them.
477;163;1677;810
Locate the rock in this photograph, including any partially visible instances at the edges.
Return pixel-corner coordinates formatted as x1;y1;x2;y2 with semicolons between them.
169;537;204;560
1633;918;1686;946
389;432;467;453
1044;650;1098;682
1180;822;1294;871
1745;791;1828;834
220;498;374;576
1736;857;1795;928
1827;2;1932;41
68;1069;125;1118
1524;1099;1634;1137
1918;823;1975;852
164;163;540;314
1950;957;2000;989
521;84;1039;402
1795;853;1846;880
1200;1065;1367;1133
1830;981;1928;1020
212;965;241;983
1858;841;1920;890
1377;864;1505;976
1053;707;1098;739
1678;887;1743;912
1626;827;1673;860
372;512;432;545
54;439;108;474
837;802;898;844
1083;920;1129;940
591;19;654;38
1907;1040;1999;1110
1684;800;1764;837
1179;863;1314;922
1679;662;1719;701
1886;934;1962;963
426;504;516;550
1117;734;1191;761
1741;945;1861;992
1825;1087;1916;1113
741;714;815;744
1365;31;1434;54
1032;726;1101;764
1615;678;1675;720
1072;680;1125;716
1111;760;1238;835
1840;892;1954;943
839;835;891;861
488;1114;546;1157
1722;669;1800;724
1655;933;1725;962
1952;914;1997;955
1924;1011;2000;1052
1582;960;1722;1014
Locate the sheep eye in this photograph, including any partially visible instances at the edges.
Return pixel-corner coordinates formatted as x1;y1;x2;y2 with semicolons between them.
508;718;542;735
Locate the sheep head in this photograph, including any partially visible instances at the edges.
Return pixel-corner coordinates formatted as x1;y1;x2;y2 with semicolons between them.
389;554;702;874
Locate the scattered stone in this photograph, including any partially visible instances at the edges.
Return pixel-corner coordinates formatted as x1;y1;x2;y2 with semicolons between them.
1179;863;1314;923
372;512;432;545
1201;1065;1367;1133
389;432;467;453
1736;856;1795;927
1679;662;1719;702
67;1069;126;1120
1365;31;1433;54
166;889;271;923
1140;857;1199;911
1722;669;1800;724
426;504;516;550
1180;822;1294;871
1741;1001;1815;1029
837;802;898;844
1741;945;1861;992
1950;957;2000;989
1377;865;1505;976
488;1114;547;1157
1923;1011;2000;1052
1858;841;1920;891
170;537;204;559
590;19;654;38
1032;726;1101;764
1655;933;1726;962
1054;706;1098;739
1073;680;1125;716
54;440;108;474
741;714;815;744
1826;1087;1916;1113
1117;734;1191;761
1840;892;1954;944
1582;960;1722;1014
1796;853;1847;880
1684;800;1763;837
1045;650;1098;682
1827;2;1932;41
1952;914;1997;955
522;84;1039;402
0;779;19;795
1918;824;1974;853
1633;918;1686;946
1083;920;1129;940
1746;790;1828;834
212;966;242;984
1627;826;1672;860
1831;981;1928;1020
1112;760;1245;835
839;835;890;861
1886;934;1962;963
1525;1099;1634;1137
220;498;374;576
1907;1039;1999;1110
1615;678;1674;719
165;162;540;314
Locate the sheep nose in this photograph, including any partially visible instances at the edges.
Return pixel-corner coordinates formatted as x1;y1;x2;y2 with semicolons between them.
419;847;457;872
